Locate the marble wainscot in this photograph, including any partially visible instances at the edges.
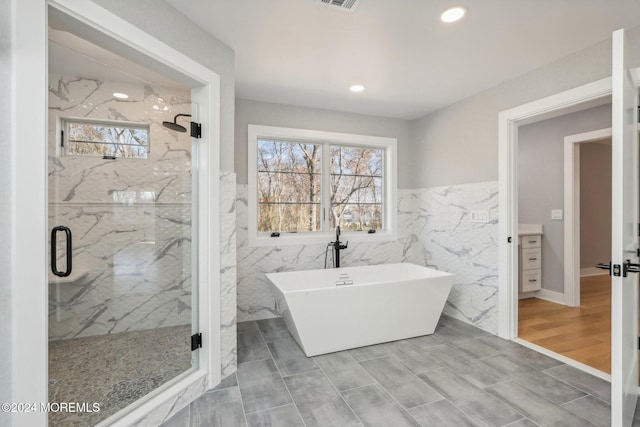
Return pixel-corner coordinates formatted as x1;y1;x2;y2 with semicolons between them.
236;181;499;334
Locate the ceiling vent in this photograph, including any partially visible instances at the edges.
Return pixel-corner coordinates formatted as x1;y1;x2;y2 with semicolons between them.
315;0;360;13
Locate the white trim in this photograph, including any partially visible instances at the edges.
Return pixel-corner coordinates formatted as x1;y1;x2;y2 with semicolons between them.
564;125;640;304
581;267;609;277
247;124;398;247
535;288;566;304
518;288;565;305
563;127;614;307
513;338;611;382
498;77;613;340
13;1;222;425
12;0;48;425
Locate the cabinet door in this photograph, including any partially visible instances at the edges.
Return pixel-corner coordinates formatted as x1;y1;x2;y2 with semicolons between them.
521;235;541;249
521;270;541;292
521;248;541;270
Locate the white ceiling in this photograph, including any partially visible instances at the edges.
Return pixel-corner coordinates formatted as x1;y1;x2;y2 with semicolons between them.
166;0;640;120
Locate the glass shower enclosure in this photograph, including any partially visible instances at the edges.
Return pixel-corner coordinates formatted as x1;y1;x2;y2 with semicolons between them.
47;66;199;426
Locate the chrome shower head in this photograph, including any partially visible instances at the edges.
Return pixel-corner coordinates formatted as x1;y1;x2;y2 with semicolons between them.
162;114;192;133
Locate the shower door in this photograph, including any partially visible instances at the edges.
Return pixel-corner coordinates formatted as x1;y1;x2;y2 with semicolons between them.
47;76;198;426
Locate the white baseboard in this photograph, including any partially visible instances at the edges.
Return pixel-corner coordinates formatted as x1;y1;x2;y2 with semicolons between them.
580;267;607;277
535;288;565;304
518;288;565;305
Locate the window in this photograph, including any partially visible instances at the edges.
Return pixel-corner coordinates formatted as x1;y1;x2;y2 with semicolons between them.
249;125;397;246
62;118;150;159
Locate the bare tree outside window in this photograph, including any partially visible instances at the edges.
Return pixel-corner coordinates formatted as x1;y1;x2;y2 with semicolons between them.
257;139;384;234
257;140;321;232
65;120;149;159
330;146;383;231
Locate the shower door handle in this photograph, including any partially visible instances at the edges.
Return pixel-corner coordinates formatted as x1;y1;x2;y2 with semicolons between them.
51;226;72;277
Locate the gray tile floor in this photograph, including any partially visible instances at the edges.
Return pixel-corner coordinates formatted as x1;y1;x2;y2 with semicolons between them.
161;316;640;427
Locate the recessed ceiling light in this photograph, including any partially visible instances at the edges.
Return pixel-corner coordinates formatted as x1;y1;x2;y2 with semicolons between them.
441;6;467;23
113;92;129;99
350;85;365;93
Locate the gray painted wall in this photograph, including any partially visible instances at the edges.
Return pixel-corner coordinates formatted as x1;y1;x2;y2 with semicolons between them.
235;98;414;187
0;0;12;424
580;141;612;270
93;0;236;172
518;104;611;293
411;26;640;189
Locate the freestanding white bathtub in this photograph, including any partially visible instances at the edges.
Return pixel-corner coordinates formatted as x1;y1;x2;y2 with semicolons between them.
265;262;454;357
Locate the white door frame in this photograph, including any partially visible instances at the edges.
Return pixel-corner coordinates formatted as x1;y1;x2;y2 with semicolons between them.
13;1;221;426
564;127;614;308
499;69;640;339
498;77;612;338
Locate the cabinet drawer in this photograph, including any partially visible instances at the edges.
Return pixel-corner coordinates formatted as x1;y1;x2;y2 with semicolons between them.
521;248;541;270
521;269;541;292
521;235;541;249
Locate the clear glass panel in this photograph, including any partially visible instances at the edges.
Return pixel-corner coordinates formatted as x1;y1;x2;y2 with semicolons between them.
258;202;321;232
257;139;322;232
66;120;149;158
331;203;383;231
330;145;384;231
48;74;196;425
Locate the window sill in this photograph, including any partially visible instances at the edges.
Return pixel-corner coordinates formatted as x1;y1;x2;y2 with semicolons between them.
248;230;398;247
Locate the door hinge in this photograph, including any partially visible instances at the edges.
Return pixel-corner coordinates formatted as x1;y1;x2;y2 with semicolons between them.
507;236;512;243
191;333;202;351
638;336;640;351
61;130;64;147
190;122;202;139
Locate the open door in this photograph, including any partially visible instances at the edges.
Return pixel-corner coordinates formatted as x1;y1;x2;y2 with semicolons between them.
611;28;639;426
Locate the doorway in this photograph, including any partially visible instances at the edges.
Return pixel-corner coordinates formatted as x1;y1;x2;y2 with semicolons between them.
518;108;611;373
498;31;640;423
517;123;613;374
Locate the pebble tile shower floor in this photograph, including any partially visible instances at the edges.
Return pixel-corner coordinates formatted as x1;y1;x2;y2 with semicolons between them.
162;316;640;427
48;325;192;426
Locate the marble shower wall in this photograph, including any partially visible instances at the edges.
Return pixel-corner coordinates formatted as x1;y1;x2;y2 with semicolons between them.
48;75;194;340
236;181;499;334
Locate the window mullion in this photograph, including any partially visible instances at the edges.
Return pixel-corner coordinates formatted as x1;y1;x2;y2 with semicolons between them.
322;142;331;233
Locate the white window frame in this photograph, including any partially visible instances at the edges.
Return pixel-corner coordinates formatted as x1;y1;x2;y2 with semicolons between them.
248;124;397;247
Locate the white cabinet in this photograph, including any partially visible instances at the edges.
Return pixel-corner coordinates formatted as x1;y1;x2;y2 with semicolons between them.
519;224;543;293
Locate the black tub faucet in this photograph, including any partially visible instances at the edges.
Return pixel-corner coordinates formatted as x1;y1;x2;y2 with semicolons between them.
334;226;348;268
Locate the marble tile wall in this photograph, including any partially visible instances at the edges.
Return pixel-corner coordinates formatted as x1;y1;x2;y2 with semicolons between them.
220;171;238;378
48;75;194;339
236;181;499;334
421;181;499;333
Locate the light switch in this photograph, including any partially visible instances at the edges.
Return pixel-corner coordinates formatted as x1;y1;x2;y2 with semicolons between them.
551;209;563;220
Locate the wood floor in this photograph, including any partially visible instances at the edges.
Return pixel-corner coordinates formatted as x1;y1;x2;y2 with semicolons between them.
518;274;611;373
